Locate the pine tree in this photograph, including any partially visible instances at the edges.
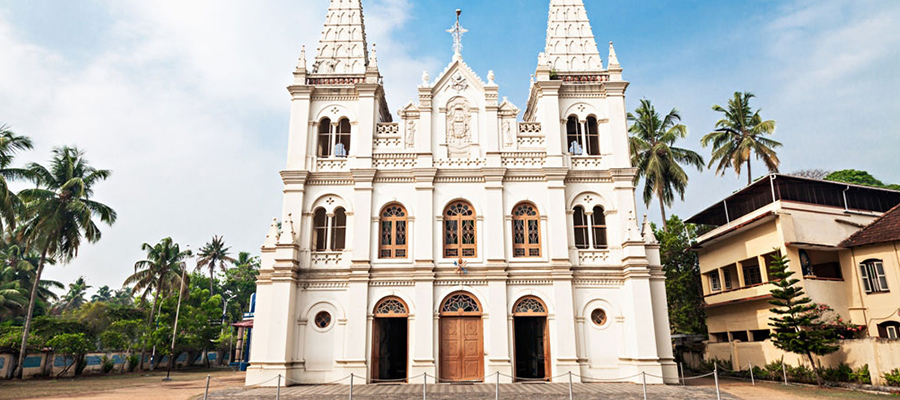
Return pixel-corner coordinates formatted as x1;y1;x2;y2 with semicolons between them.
767;253;838;386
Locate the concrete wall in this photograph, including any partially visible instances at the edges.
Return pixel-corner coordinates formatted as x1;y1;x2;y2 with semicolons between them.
706;338;900;386
2;350;220;379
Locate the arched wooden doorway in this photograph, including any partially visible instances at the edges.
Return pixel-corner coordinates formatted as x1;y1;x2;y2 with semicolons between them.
371;297;409;382
512;296;551;381
439;292;484;382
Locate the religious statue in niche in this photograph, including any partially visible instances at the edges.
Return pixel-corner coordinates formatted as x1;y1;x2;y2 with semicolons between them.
502;120;515;148
405;120;416;149
446;97;472;158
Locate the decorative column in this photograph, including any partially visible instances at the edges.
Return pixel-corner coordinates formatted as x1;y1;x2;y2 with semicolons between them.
484;169;511;381
410;168;437;377
341;169;375;378
546;168;579;380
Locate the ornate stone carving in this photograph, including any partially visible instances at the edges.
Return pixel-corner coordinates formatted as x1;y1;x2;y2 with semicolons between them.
502;120;515;148
446;97;472;158
405;120;416;148
449;72;468;92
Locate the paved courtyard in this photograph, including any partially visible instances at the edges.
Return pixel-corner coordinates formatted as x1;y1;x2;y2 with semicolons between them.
208;383;736;400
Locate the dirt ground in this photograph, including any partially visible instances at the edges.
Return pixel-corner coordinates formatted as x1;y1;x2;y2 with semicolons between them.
0;369;246;400
690;377;893;400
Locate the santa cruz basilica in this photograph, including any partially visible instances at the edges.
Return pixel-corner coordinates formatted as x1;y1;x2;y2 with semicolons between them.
247;0;677;386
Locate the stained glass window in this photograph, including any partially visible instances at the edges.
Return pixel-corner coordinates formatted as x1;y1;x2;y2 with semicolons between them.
444;201;476;258
374;297;408;316
315;311;332;329
379;204;408;259
514;297;546;315
441;293;480;314
512;203;541;258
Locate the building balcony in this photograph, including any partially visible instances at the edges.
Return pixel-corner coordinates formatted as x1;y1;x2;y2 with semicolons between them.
577;249;611;266
705;282;777;307
310;251;344;268
315;158;348;172
569;156;605;170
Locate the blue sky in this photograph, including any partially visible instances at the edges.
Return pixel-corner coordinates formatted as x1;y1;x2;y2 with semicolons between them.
1;0;898;294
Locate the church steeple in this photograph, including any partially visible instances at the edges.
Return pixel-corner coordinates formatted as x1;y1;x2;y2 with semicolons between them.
312;0;370;75
543;0;603;72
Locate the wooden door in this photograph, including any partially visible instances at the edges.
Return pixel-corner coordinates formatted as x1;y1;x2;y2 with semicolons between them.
440;316;483;381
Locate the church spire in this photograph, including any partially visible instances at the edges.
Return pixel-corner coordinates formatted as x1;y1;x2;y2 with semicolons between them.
544;0;603;72
312;0;370;75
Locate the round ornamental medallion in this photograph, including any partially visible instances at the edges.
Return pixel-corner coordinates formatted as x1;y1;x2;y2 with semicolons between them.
314;311;332;329
591;309;608;326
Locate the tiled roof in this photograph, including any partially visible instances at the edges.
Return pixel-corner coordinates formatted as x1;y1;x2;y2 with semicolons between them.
840;203;900;247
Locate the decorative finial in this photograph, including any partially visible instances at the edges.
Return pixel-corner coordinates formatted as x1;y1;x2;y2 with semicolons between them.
487;70;495;85
608;41;619;66
297;45;307;71
447;9;468;58
264;217;279;247
421;70;430;86
642;215;658;244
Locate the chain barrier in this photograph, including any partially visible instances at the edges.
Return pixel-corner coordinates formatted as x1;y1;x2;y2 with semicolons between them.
679;371;716;381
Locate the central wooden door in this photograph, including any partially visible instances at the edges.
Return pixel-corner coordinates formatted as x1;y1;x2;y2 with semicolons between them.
440;317;483;381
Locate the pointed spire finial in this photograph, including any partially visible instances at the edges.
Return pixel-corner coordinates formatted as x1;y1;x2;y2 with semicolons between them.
264;218;279;247
278;213;296;245
608;41;619;66
297;45;307;72
642;215;658;244
447;9;468;59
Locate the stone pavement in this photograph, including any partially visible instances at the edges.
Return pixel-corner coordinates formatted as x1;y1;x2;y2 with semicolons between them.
208;383;738;400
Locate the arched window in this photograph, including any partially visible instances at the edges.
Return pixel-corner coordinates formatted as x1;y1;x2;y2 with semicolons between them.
317;117;352;158
513;296;547;316
566;116;583;155
444;201;476;258
313;208;328;251
440;292;481;315
573;206;589;249
591;206;607;249
331;207;347;251
374;297;409;317
379;204;408;259
585;116;599;156
512;203;541;257
318;118;332;158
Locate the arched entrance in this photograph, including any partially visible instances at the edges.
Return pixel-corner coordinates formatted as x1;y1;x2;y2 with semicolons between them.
371;297;409;382
512;296;550;381
439;291;484;382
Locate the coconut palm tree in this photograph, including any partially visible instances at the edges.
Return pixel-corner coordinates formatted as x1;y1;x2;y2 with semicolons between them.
195;235;234;294
702;92;780;185
55;276;91;313
0;239;62;318
14;146;116;379
91;285;113;302
628;99;705;230
0;265;27;317
0;125;33;234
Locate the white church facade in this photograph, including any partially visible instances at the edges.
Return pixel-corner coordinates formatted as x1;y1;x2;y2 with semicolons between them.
247;0;677;386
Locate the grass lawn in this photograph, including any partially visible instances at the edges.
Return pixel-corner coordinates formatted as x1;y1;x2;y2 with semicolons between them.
0;368;242;400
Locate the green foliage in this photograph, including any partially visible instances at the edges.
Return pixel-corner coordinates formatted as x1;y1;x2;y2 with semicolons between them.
702;91;780;185
100;354;115;373
824;169;900;191
654;216;706;334
821;363;853;383
47;332;93;376
92;285;113;302
883;368;900;387
99;331;126;351
851;364;872;384
195;235;236;295
768;253;839;385
127;354;140;372
628;100;704;226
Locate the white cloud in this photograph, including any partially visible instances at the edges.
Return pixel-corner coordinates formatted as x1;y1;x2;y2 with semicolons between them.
0;0;434;294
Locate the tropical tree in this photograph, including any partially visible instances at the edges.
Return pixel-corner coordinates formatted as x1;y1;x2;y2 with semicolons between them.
92;285;113;302
14;146;116;379
223;252;260;321
0;239;62;318
110;287;134;306
0;125;33;233
628;99;704;230
55;276;91;313
654;216;706;334
195;235;235;294
0;265;27;317
768;253;839;386
702;92;780;185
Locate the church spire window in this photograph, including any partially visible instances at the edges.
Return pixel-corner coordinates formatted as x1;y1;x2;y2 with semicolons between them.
317;117;352;159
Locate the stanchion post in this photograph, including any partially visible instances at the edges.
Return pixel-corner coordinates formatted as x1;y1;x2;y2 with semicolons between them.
423;373;427;400
349;373;354;400
713;364;721;400
276;374;281;400
641;371;647;400
678;362;684;386
495;371;500;400
204;374;210;400
749;362;755;386
782;362;787;385
568;371;573;400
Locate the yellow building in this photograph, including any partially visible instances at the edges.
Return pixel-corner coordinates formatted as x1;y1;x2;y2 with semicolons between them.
686;174;900;343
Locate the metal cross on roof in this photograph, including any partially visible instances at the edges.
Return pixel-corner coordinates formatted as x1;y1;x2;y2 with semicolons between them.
446;9;467;56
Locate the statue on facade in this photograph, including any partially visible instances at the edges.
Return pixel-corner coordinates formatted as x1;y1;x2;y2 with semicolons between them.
446;97;472;158
405;120;416;148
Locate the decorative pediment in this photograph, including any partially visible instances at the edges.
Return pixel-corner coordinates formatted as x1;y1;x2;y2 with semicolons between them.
398;101;420;118
498;97;520;117
430;58;486;95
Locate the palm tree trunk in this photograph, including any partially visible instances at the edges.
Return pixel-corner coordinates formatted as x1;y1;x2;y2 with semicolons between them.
747;159;752;186
209;267;214;295
658;187;668;231
14;249;47;379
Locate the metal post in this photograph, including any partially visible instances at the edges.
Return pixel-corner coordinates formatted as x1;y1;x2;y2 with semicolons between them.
204;374;210;400
678;362;684;386
641;371;647;400
713;364;721;400
749;362;755;386
495;372;500;400
423;373;427;400
349;373;354;400
782;362;788;385
276;374;281;400
568;371;573;400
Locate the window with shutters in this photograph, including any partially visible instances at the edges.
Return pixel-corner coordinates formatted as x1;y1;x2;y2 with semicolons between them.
573;206;589;249
331;207;347;251
860;259;889;293
313;208;328;251
379;204;408;259
444;201;476;258
591;206;607;249
512;203;541;257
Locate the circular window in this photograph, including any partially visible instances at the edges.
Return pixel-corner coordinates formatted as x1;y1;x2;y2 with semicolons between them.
591;309;608;326
314;311;332;329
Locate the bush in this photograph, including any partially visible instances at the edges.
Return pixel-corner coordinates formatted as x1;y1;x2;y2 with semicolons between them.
787;364;817;384
883;368;900;387
822;363;852;383
851;364;872;385
101;355;115;374
127;354;140;372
